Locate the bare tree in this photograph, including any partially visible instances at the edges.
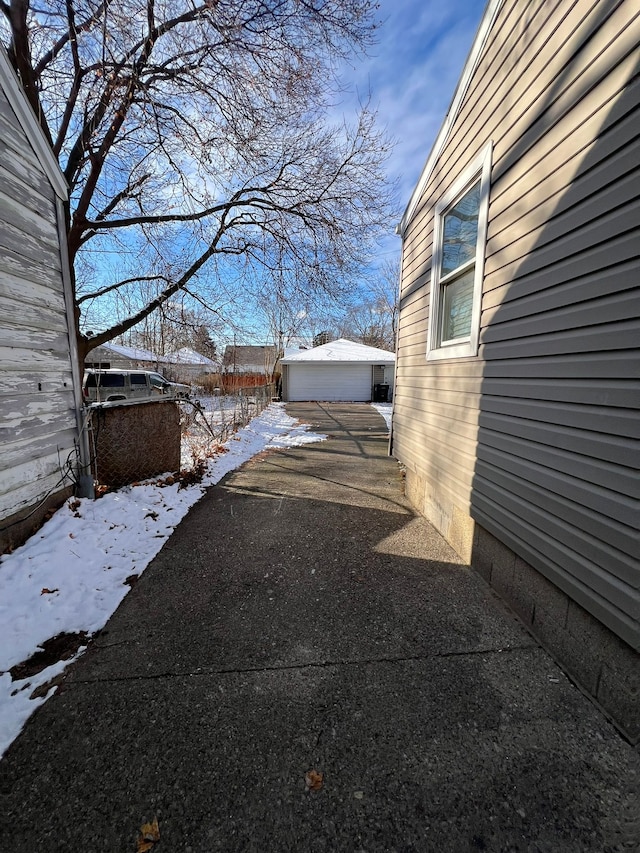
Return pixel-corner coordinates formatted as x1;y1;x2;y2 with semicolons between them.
123;295;222;357
1;0;395;363
371;255;400;347
338;256;399;350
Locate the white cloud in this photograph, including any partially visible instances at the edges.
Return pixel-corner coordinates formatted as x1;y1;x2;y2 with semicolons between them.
343;0;487;205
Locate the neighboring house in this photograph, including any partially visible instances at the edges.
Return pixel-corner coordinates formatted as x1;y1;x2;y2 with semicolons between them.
85;342;219;385
281;338;395;402
0;47;88;553
393;0;639;741
85;341;161;370
162;347;218;384
222;345;278;382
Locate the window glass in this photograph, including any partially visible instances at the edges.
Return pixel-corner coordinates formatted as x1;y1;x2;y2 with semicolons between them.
441;267;475;342
441;181;480;277
98;374;125;387
130;374;148;385
149;373;166;388
426;142;491;361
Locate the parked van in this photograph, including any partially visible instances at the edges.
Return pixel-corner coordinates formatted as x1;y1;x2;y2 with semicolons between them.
83;369;190;403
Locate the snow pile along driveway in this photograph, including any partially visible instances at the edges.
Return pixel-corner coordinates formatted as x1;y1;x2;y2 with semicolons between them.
0;404;326;758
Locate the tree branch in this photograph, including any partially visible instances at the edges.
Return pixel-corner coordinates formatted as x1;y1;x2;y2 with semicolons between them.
77;274;170;305
7;0;53;146
33;0;111;77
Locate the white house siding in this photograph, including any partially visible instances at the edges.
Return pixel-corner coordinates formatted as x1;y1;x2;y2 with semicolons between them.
394;0;639;678
287;363;373;402
0;78;79;542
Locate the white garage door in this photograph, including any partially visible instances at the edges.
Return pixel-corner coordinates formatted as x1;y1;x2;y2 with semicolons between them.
288;364;372;401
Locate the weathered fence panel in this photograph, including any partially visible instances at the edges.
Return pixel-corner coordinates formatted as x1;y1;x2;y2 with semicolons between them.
89;400;180;489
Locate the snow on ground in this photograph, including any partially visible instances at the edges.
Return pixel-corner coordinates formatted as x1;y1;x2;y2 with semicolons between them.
371;402;392;431
0;403;326;758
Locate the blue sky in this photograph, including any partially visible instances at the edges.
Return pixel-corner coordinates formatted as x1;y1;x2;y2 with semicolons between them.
93;1;489;345
211;0;489;343
353;0;487;228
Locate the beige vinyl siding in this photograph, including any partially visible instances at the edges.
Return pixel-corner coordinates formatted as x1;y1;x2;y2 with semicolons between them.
394;0;639;648
0;84;78;521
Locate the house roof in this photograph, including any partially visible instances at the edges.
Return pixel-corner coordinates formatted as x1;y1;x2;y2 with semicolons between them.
92;342;219;367
0;46;68;200
398;0;504;236
93;341;159;362
222;345;278;369
166;347;216;366
281;339;395;364
283;345;311;358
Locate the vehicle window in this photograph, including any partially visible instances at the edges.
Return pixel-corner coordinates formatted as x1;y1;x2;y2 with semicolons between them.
130;374;148;385
149;373;167;388
97;374;125;387
85;374;98;387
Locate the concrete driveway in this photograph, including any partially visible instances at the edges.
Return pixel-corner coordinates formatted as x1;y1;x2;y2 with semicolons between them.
0;403;637;852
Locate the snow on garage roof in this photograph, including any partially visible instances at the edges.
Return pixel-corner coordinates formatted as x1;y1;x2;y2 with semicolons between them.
97;341;159;362
281;338;395;363
166;347;216;365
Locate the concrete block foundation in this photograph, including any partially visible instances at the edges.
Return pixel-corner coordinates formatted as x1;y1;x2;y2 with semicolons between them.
404;467;639;745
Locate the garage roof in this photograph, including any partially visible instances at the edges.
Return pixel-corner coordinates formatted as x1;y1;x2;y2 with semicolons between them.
281;338;395;364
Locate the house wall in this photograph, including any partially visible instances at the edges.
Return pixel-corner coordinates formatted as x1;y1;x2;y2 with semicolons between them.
0;82;79;552
162;363;213;385
84;345;159;371
394;0;639;740
84;346;214;384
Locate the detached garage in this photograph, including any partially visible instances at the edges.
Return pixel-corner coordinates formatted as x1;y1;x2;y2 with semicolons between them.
281;339;395;402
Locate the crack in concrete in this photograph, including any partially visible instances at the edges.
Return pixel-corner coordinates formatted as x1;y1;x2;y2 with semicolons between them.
66;642;540;687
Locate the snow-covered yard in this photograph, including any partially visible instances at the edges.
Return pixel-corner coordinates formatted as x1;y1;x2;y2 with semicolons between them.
0;403;332;758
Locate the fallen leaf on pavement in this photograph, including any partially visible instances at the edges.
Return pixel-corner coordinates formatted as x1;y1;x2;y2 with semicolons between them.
137;817;160;852
305;769;324;791
40;588;59;595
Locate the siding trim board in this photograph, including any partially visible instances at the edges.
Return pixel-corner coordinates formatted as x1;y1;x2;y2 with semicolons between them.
0;49;67;200
393;0;640;737
56;196;93;498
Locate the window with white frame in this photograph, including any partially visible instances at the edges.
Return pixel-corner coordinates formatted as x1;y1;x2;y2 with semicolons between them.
427;143;492;360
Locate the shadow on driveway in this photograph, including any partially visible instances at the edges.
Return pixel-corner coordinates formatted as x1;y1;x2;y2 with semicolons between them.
0;404;637;852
